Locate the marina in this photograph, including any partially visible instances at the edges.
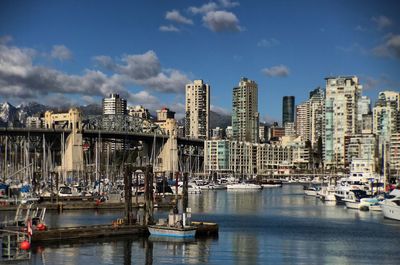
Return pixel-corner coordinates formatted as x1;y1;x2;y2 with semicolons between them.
0;184;398;264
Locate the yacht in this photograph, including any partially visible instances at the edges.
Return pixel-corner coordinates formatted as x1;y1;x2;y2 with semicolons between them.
303;184;320;196
343;190;370;210
177;182;202;194
226;183;263;190
260;179;283;188
317;185;336;201
380;189;400;220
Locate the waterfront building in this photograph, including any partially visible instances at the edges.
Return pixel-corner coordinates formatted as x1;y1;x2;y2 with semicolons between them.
389;133;400;174
295;87;325;148
26;116;43;128
256;142;293;174
281;136;310;169
350;158;376;177
346;134;377;172
225;126;233;140
373;91;400;141
324;76;362;168
362;113;373;134
270;125;285;139
185;80;210;139
259;124;270;143
309;87;325;147
102;94;127;116
128;105;150;119
204;140;230;174
211;127;224;140
357;96;371;133
296;102;310;140
284;122;296;136
282;96;295;125
232;77;259;143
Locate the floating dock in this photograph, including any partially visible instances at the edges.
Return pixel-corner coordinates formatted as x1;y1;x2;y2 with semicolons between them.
29;221;218;242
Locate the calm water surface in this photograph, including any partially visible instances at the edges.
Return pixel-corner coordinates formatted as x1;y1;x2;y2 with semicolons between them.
27;185;400;265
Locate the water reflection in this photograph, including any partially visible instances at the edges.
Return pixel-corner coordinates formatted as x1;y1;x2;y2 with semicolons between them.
24;185;400;264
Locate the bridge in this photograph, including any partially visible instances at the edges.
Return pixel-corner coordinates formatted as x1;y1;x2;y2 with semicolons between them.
0;127;203;147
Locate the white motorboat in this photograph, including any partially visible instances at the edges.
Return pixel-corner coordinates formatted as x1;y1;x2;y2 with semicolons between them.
226;183;262;190
380;189;400;220
200;183;227;190
148;225;197;238
303;185;320;196
343;190;370;210
177;182;202;194
260;180;283;188
317;185;336;201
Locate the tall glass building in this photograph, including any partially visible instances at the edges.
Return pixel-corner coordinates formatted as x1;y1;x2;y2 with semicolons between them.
282;96;295;125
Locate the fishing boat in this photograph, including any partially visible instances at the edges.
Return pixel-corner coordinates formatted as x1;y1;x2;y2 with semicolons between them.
148;211;196;238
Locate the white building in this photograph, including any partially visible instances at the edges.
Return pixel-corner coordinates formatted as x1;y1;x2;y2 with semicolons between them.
102;94;127;116
185;80;210;139
128;105;150;119
324;76;362;168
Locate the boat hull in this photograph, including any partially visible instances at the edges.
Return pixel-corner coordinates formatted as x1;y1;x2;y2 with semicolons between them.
227;184;262;190
148;225;196;238
304;190;318;196
381;205;400;221
344;201;360;209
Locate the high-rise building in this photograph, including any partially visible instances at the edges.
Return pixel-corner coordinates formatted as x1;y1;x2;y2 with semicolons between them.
324;76;362;168
232;77;259;143
282;96;295;125
284;122;296;136
357;96;371;133
373;91;400;141
185;80;210;139
309;87;325;147
295;87;325;147
296;102;310;140
102;94;127;116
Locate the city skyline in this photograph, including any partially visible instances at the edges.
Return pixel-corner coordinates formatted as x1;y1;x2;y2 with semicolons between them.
0;0;399;122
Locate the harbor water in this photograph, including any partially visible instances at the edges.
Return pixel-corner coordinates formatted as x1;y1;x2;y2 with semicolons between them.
27;185;400;264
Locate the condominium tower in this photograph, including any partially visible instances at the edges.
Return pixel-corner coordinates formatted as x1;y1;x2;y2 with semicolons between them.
324;76;362;168
185;80;210;139
282;96;295;125
102;94;127;116
232;77;259;143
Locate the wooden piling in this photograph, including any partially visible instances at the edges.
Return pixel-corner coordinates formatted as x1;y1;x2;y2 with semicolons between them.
124;165;133;225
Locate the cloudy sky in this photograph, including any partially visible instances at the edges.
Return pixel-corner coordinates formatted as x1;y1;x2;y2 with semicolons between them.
0;0;399;122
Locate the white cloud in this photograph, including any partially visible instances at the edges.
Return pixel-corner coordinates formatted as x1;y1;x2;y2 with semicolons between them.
373;34;400;59
166;10;193;25
211;105;231;115
354;25;366;32
0;35;13;44
51;45;72;61
159;25;180;32
257;38;280;48
189;2;219;14
202;11;242;32
218;0;239;8
0;40;190;108
371;15;392;29
262;65;290;77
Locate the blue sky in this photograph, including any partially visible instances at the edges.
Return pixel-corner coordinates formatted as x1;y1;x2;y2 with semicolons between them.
0;0;399;123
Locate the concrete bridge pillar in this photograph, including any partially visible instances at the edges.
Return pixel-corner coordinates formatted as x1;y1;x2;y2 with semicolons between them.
156;119;178;176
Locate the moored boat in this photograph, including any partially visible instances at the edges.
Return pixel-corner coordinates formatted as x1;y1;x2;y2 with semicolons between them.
226;183;262;190
148;225;197;238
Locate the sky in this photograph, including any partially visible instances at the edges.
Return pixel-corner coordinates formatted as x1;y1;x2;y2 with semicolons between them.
0;0;399;123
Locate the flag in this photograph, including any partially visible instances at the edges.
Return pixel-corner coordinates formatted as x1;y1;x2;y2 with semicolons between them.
27;219;33;237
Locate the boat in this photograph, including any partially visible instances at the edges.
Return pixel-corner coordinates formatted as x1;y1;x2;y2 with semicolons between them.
343;190;370;210
148;225;197;238
148;211;196;238
317;185;336;201
303;184;320;196
200;183;227;190
260;179;282;188
177;182;202;194
380;189;400;220
226;182;262;190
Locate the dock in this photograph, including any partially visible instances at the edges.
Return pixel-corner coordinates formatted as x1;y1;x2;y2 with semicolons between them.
31;224;148;242
29;222;217;242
